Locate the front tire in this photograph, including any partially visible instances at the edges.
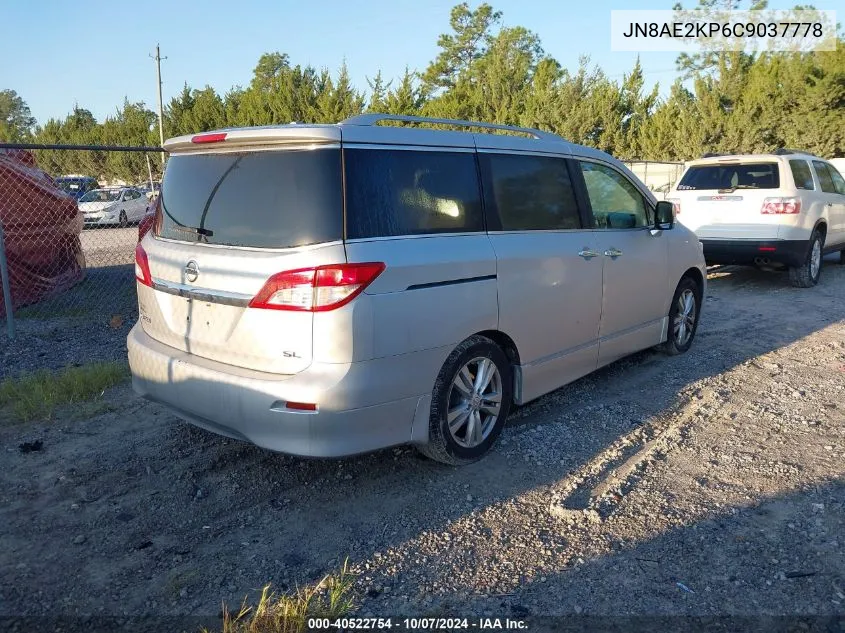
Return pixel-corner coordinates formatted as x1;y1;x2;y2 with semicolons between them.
661;277;701;356
417;335;513;466
789;231;823;287
118;210;128;228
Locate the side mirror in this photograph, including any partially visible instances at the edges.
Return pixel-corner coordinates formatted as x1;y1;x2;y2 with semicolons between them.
654;200;674;230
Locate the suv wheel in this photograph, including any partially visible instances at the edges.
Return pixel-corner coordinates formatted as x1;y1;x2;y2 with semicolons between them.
661;277;701;356
417;335;513;465
789;230;823;288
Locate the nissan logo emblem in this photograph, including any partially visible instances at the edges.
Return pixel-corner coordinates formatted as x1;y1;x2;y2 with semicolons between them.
184;260;199;283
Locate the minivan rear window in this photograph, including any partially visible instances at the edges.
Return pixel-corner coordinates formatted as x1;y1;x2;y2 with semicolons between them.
344;149;483;239
156;149;342;248
677;162;780;190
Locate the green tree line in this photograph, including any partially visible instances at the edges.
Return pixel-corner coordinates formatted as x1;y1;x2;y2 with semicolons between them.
2;1;843;182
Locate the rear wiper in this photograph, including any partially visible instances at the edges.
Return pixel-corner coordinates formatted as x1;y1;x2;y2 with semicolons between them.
172;225;214;237
718;185;758;193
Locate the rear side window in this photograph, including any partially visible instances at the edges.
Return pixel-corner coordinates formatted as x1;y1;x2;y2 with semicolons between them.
789;160;814;190
480;153;581;231
828;166;845;195
813;161;838;194
157;149;342;248
344;149;483;239
678;162;780;190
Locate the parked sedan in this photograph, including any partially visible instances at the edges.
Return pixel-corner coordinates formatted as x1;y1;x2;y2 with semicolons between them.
78;187;148;227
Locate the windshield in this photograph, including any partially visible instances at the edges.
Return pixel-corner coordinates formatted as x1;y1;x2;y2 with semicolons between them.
678;162;780;191
156;148;342;248
80;190;120;203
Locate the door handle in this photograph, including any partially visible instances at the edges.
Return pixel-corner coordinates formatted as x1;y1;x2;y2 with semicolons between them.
603;248;623;258
578;249;600;260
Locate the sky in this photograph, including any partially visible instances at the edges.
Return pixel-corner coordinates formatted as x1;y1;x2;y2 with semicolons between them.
1;0;838;125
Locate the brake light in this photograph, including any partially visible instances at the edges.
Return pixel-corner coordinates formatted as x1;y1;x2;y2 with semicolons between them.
134;243;152;287
191;132;227;144
249;263;386;312
761;197;801;214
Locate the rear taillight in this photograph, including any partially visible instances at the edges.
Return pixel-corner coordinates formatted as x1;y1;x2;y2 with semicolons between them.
249;263;385;312
134;243;152;287
138;212;155;243
666;197;681;215
761;197;801;215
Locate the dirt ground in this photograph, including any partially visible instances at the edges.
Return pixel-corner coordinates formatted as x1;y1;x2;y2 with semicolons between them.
1;260;844;628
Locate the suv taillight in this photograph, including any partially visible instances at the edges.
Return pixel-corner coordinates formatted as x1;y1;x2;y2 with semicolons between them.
761;197;801;215
666;197;681;215
134;243;152;287
249;263;386;312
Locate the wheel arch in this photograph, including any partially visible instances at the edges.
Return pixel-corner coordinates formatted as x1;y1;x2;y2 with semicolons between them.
473;329;523;404
680;266;705;294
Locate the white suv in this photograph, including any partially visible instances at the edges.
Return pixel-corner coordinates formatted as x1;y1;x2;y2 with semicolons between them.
669;150;845;287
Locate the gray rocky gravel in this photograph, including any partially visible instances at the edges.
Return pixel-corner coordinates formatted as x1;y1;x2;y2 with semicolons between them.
1;261;843;624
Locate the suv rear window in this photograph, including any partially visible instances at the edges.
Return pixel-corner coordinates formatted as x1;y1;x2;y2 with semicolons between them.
156;149;342;248
678;162;780;190
344;149;483;239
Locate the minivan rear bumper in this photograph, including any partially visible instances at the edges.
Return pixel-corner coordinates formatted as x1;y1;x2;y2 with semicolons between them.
127;324;422;457
700;239;808;267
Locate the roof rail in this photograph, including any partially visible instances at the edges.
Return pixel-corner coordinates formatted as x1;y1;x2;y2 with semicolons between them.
773;148;816;157
340;113;561;141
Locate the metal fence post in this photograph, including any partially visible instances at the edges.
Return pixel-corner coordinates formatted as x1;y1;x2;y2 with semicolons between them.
0;218;15;340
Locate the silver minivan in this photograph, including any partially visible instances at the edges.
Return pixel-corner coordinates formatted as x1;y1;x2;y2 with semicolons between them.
128;114;707;465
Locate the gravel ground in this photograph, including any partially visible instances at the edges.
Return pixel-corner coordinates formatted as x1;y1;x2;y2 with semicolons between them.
1;260;844;626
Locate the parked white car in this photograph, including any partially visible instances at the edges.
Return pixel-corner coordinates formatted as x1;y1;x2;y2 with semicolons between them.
669;150;845;287
78;187;148;227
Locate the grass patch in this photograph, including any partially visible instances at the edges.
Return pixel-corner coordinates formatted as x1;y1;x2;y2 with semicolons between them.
209;560;356;633
0;361;130;423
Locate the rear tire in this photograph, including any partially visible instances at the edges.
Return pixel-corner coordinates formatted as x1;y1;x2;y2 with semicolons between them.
417;335;513;466
661;277;701;356
789;230;823;288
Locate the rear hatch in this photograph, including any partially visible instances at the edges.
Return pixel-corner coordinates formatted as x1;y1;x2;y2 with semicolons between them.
137;136;345;375
671;159;784;239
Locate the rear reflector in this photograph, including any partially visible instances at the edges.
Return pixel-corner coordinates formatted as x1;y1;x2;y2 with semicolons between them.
191;132;227;144
758;246;777;252
134;243;152;287
285;401;317;411
249;262;386;312
761;197;801;215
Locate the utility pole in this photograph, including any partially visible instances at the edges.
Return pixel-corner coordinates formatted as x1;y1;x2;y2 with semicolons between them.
150;44;167;165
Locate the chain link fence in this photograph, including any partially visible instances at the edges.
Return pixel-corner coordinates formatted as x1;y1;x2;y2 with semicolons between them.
0;144;163;374
622;160;686;199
